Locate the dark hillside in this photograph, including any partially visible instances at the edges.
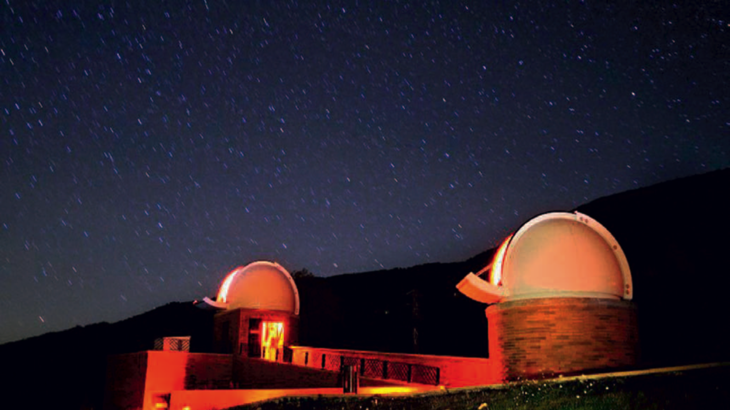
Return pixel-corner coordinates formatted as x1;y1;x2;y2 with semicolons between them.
2;169;728;410
296;250;494;357
297;169;730;364
576;168;730;366
0;302;213;410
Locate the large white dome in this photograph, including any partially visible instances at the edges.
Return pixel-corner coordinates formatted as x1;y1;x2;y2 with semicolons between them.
215;261;300;315
457;212;632;304
500;212;630;300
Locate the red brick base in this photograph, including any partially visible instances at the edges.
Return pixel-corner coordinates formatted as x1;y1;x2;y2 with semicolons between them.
486;297;638;381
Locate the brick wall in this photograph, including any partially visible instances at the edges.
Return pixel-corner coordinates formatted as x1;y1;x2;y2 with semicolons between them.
486;297;639;381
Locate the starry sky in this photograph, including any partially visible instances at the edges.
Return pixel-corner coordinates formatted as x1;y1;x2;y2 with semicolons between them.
1;1;728;344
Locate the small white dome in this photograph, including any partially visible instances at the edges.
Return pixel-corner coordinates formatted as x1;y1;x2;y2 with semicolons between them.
216;261;300;315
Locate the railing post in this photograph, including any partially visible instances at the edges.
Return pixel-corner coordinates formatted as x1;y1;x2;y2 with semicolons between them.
382;361;388;380
343;365;358;394
407;364;412;383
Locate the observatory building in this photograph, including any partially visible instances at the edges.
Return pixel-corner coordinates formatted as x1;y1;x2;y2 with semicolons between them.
105;261;484;410
196;261;300;360
104;213;642;409
457;211;639;381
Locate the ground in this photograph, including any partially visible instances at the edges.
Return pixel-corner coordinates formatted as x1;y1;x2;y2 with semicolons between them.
231;363;730;410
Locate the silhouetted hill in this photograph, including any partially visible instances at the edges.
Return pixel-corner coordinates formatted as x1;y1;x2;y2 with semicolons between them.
296;169;730;363
296;252;495;357
2;169;728;410
0;302;214;410
575;168;730;367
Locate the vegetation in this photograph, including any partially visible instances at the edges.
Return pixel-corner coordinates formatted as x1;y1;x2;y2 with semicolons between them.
233;364;730;410
291;268;317;279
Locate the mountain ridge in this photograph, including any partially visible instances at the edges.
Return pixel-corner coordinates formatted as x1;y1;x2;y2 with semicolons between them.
2;168;728;410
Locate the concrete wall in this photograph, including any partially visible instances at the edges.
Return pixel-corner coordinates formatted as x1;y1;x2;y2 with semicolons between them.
486;297;639;381
168;386;440;410
212;309;241;354
183;352;233;389
290;346;500;387
143;351;233;409
233;356;340;388
231;356;397;389
168;388;339;410
104;351;233;410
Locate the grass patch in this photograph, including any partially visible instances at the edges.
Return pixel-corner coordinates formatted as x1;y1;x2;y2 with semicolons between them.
231;364;730;410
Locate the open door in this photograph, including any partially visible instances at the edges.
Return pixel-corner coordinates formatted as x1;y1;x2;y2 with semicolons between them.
262;321;284;361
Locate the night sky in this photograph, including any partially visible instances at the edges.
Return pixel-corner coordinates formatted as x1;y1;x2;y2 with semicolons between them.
1;1;728;344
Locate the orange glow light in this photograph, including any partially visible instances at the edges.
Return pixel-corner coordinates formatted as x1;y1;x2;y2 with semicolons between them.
261;321;284;361
366;386;421;394
216;267;241;303
490;234;513;286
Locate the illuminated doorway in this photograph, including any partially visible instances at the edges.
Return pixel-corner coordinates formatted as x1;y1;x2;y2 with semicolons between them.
262;321;284;361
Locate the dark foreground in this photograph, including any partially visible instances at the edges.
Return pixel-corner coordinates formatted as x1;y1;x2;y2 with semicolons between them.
232;363;730;410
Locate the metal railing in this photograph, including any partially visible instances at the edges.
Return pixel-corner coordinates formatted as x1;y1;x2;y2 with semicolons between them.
316;353;440;385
